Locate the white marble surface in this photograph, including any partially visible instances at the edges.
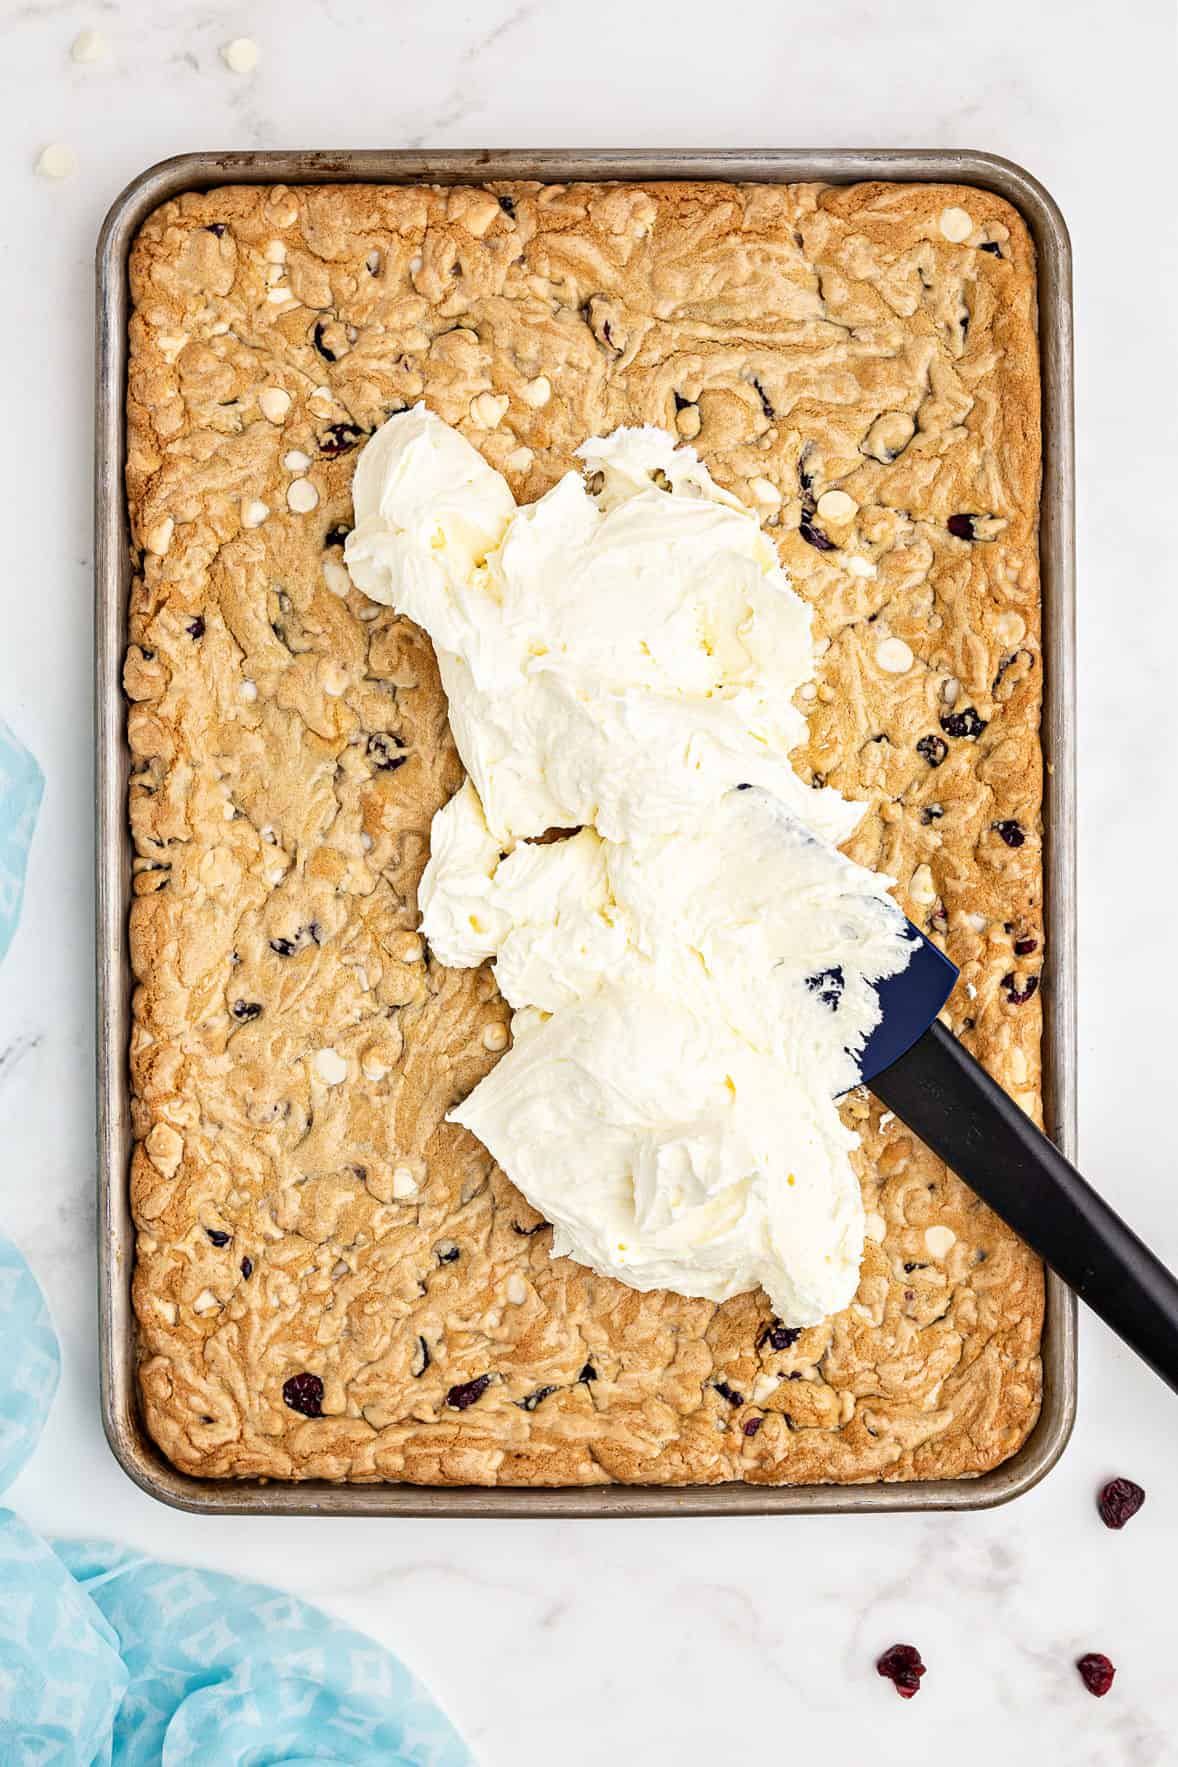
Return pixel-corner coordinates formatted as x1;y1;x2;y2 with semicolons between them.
2;0;1177;1760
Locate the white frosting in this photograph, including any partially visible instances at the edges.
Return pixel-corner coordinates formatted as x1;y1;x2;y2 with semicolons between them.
347;407;913;1324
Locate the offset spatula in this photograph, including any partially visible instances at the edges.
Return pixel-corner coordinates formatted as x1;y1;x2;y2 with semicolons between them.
859;928;1178;1394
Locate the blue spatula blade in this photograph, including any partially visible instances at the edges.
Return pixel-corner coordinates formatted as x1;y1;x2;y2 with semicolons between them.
857;925;959;1087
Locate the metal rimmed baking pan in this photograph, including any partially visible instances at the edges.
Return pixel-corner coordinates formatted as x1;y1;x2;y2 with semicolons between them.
96;149;1076;1516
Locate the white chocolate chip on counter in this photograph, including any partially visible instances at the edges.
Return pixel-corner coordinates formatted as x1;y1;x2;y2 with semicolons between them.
258;387;292;423
505;1273;528;1305
71;29;109;62
924;1225;957;1259
469;392;509;429
241;498;269;528
816;489;857;523
287;478;319;513
35;143;77;180
520;375;552;407
391;1166;419;1199
909;863;938;906
748;477;782;507
875;636;914;673
864;1211;887;1244
283;449;312;473
220;37;259;73
482;1023;509;1053
312;1048;348;1086
939;205;973;243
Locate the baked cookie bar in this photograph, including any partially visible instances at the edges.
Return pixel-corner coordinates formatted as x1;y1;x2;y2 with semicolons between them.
125;179;1043;1484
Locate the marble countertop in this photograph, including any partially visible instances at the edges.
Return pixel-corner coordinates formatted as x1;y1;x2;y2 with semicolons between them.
2;0;1176;1760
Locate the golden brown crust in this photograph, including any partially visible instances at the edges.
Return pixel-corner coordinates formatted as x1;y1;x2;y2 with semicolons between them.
125;179;1043;1485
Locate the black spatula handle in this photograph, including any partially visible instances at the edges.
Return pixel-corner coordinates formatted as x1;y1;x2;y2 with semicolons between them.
871;1018;1178;1394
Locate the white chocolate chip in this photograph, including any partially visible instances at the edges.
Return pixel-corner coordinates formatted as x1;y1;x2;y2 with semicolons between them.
313;1047;347;1086
505;1273;528;1305
470;392;509;429
193;1288;221;1314
361;1052;388;1082
1009;1046;1029;1084
71;29;109;62
359;832;373;851
878;1112;895;1130
965;981;977;998
258;386;292;423
321;661;347;697
995;609;1026;646
242;498;269;528
308;385;333;408
155;1299;178;1326
864;1211;887;1244
939;205;973;243
366;250;382;275
800;682;817;701
520;375;552;407
240;680;257;702
924;1224;957;1259
392;1166;418;1199
941;676;960;706
752;1373;779;1403
816;489;857;522
748;477;782;507
875;636;914;673
266;284;293;305
323;559;351;597
220;36;259;74
506;446;534;474
222;800;235;822
482;1023;509;1052
283;448;311;472
844;555;877;579
35;143;77;180
146;516;174;556
264;239;287;264
287;478;319;513
910;863;938;906
966;911;987;932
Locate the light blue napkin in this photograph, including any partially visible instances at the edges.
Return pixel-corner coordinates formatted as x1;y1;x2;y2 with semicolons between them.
0;719;475;1765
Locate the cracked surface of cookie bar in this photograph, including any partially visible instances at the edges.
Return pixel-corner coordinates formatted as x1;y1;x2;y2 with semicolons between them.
126;179;1043;1485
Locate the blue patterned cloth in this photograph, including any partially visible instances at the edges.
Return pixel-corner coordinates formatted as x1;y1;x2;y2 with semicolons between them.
0;716;42;967
0;722;475;1765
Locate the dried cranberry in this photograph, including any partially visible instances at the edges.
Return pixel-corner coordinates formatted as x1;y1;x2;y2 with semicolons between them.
447;1374;491;1410
512;1220;547;1235
927;902;948;935
324;525;351;549
993;819;1025;847
903;1262;925;1274
920;805;944;826
947;514;977;540
876;1643;925;1698
367;733;406;772
517;1385;557;1412
713;1381;743;1407
940;708;987;739
186;616;205;639
759;1322;800;1351
498;194;516;216
916;734;948;767
240;1257;253;1278
206;1228;231;1247
231;1000;262;1021
313;319;338;362
206;223;227;237
270;937;296;957
1013;935;1038;956
752;377;776;421
1097;1477;1145;1530
979;241;1003;256
411;1336;431;1376
743;1416;762;1437
1076;1653;1115;1697
282;1372;324;1417
319;422;365;456
806;966;845;1008
1002;972;1039;1006
799;517;835;552
578;1363;598;1383
435;1242;461;1264
673;391;692;411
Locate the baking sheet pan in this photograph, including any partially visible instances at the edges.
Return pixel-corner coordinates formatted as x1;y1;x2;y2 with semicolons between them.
96;149;1076;1515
